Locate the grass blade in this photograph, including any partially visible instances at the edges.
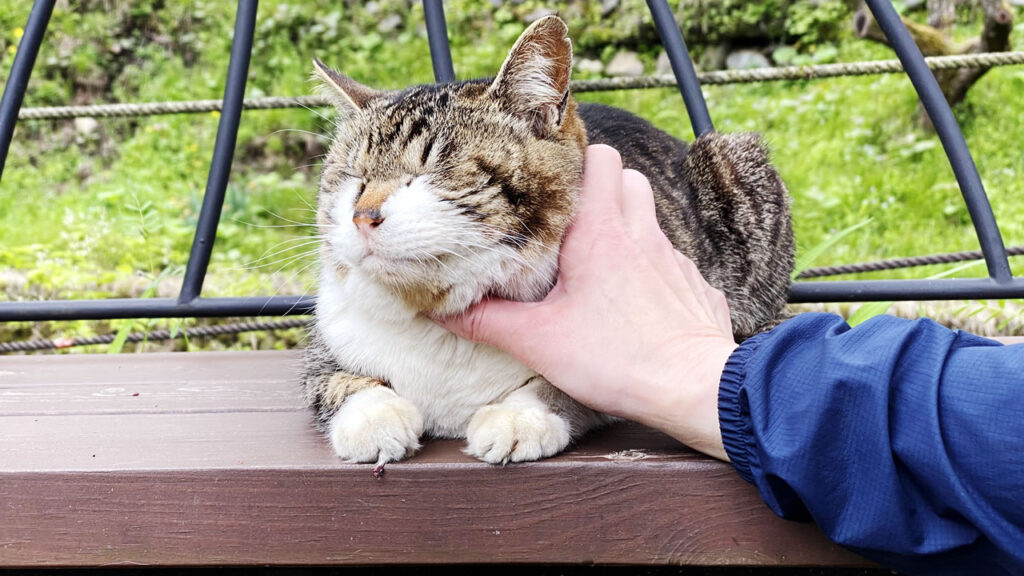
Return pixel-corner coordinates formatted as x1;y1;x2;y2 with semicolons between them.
792;218;873;281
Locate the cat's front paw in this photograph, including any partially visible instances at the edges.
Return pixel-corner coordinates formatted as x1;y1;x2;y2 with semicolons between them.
465;404;571;464
328;386;424;465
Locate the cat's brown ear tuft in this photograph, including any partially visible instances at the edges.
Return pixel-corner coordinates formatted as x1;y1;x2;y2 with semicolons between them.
489;15;572;135
312;57;380;111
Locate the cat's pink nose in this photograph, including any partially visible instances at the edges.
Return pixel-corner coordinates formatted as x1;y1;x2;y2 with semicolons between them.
353;209;384;235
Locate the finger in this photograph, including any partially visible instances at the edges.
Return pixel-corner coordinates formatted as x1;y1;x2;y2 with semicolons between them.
620;169;663;248
558;145;626;281
574;145;624;225
435;297;544;357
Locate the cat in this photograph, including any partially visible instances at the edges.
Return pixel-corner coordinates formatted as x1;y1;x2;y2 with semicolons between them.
302;16;794;469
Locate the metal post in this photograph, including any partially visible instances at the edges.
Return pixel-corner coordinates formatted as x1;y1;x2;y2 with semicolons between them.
646;0;714;136
790;277;1024;302
178;0;258;304
0;296;315;321
0;0;56;181
423;0;456;83
865;0;1012;283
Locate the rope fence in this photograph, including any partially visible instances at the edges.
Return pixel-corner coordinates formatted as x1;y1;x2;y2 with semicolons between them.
0;318;307;353
17;51;1024;121
797;245;1024;279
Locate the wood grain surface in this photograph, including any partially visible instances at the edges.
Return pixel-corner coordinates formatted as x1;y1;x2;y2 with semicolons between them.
2;347;966;568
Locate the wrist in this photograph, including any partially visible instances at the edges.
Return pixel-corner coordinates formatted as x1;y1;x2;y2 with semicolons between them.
646;336;737;461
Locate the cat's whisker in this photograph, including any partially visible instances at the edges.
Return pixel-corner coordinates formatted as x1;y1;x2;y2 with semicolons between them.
237;240;323;271
466;218;560;258
438;231;549;275
234;221;319;229
259;261;321;317
297;102;334;125
233;250;319;273
263;247;320;270
270;128;331;140
257;209;318;228
251;234;327;252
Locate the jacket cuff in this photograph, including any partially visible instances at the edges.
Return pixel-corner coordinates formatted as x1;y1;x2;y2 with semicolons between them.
718;335;763;485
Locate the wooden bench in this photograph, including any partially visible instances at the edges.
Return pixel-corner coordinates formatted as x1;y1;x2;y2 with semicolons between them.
2;341;1019;569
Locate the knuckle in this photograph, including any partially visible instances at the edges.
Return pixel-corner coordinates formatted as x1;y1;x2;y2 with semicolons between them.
710;286;729;307
675;250;699;274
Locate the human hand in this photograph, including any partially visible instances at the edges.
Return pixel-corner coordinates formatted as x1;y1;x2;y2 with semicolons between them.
440;144;737;460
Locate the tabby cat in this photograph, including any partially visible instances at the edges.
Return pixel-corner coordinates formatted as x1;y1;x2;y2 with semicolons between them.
302;16;793;468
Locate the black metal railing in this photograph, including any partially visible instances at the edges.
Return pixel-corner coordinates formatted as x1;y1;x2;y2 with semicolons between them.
0;0;1021;323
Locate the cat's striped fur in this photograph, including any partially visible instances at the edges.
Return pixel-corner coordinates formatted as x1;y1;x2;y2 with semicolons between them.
303;16;793;467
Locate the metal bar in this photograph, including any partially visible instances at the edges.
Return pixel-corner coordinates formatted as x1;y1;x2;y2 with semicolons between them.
646;0;714;136
0;0;56;181
789;277;1024;303
177;0;258;304
865;0;1012;283
0;296;314;322
423;0;455;83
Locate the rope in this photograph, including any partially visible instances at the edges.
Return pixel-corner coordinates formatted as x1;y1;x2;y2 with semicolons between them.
2;239;1020;351
17;52;1024;120
17;96;327;120
0;318;308;353
797;244;1024;279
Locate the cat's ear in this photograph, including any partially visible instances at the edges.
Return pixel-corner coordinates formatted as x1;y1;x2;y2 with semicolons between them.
489;15;572;135
312;57;380;111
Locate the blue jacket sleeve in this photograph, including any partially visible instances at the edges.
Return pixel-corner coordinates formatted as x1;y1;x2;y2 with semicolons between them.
718;312;1024;575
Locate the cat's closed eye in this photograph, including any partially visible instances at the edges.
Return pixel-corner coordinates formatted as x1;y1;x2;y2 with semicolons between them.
420;137;434;166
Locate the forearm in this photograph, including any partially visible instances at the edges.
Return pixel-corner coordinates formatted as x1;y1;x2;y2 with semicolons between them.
718;312;1024;574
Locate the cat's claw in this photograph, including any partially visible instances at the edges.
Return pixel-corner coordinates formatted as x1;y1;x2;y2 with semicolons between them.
465;404;571;464
328;386;424;465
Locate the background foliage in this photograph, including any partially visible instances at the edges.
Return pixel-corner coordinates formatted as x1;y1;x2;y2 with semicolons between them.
1;0;1023;349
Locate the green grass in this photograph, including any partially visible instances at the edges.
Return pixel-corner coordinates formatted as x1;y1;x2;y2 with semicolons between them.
1;1;1023;349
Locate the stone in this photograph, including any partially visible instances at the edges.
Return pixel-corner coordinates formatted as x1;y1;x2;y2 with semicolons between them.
0;271;28;294
605;50;644;77
601;0;620;16
655;51;673;75
575;58;604;75
376;14;402;34
699;44;729;71
74;117;99;137
725;49;770;70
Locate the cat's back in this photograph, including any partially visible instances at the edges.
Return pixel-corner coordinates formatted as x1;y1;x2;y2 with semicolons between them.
578;103;689;187
577;102;794;339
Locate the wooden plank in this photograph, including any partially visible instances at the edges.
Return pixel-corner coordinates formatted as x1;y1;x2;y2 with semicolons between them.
1;465;866;567
0;349;906;567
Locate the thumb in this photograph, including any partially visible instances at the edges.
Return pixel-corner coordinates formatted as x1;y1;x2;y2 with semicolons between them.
436;297;543;356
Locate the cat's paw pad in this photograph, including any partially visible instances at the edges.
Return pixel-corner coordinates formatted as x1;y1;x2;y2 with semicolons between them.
465;404;571;464
328;387;424;464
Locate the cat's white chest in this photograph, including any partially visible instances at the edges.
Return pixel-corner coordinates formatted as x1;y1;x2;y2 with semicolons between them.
316;270;535;437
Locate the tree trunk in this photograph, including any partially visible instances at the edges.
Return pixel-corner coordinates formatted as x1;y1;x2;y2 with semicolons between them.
853;0;1013;129
928;0;957;34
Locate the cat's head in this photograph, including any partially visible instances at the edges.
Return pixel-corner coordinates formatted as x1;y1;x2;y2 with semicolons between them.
313;16;585;316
